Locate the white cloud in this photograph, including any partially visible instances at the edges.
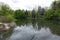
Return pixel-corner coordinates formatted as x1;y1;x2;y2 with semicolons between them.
0;0;54;10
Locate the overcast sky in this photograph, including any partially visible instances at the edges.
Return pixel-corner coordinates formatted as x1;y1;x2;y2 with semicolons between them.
0;0;54;10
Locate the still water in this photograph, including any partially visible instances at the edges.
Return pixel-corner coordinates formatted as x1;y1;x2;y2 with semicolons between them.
0;19;60;40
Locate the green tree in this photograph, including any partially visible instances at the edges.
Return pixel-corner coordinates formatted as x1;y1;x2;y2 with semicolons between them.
44;0;60;20
0;2;15;22
0;3;12;16
32;9;36;19
25;10;28;17
14;9;26;19
44;9;54;20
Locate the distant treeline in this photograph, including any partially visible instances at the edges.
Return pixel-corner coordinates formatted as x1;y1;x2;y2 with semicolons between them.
0;0;60;22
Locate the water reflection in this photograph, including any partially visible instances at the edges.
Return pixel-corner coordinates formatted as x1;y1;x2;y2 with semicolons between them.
0;19;60;40
16;19;60;35
0;28;14;40
9;26;60;40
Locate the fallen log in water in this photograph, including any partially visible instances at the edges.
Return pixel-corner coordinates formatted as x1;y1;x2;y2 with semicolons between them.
0;22;16;31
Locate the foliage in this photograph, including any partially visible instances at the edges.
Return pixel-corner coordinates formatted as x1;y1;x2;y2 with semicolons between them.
44;9;54;19
44;1;60;20
0;2;15;22
14;9;26;19
0;0;60;22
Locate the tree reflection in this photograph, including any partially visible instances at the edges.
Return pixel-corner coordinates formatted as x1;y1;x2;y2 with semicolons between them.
16;19;60;36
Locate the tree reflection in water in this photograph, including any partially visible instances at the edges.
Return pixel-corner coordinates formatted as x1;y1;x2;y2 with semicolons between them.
9;26;60;40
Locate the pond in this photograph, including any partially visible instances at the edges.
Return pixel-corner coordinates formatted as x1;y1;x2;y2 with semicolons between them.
0;19;60;40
